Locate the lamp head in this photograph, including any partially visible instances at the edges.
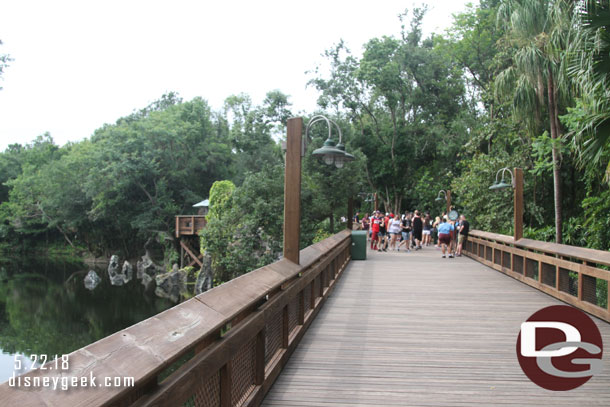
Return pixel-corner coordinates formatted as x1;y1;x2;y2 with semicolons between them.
489;180;511;190
335;143;355;166
312;138;345;166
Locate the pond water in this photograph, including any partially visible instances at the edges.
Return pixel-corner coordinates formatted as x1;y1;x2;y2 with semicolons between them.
0;256;174;383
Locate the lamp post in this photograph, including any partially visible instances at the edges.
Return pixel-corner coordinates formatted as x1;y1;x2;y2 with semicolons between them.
488;167;524;241
283;116;356;265
435;189;451;215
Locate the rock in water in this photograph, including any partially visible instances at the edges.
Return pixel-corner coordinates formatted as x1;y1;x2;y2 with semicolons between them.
137;254;163;280
155;268;187;303
108;255;124;286
141;272;155;291
84;270;101;290
122;261;133;283
195;253;213;294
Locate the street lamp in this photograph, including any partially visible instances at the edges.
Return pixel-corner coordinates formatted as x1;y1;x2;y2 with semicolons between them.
307;115;355;168
435;190;447;201
282;116;357;265
488;167;524;241
435;189;451;215
489;167;515;190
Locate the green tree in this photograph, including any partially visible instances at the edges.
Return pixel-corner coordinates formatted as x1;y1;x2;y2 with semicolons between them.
310;9;471;212
564;0;610;181
223;91;286;184
495;0;574;243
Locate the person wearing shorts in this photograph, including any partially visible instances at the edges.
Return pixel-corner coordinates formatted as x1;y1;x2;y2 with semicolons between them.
437;217;454;258
399;212;412;252
457;214;469;257
378;213;388;252
370;212;380;250
388;214;402;250
422;213;432;246
412;210;423;250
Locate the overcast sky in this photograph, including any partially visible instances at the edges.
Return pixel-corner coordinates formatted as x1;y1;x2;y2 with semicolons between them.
0;0;477;151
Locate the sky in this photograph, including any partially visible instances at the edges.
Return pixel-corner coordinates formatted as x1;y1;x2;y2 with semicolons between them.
0;0;477;151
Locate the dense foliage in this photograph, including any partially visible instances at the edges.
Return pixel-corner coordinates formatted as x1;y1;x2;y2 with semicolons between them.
1;0;609;287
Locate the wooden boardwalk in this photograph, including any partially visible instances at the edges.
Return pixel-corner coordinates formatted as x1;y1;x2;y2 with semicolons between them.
262;246;610;406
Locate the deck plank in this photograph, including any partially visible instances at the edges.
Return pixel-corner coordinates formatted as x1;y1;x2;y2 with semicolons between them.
262;246;610;406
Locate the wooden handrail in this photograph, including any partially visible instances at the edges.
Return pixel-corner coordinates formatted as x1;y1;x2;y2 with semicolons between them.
465;229;610;323
0;230;352;407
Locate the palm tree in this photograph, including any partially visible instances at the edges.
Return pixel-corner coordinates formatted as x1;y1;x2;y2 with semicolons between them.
495;0;573;243
567;0;610;180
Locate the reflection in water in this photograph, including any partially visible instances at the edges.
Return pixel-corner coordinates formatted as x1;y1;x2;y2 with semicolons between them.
0;256;174;383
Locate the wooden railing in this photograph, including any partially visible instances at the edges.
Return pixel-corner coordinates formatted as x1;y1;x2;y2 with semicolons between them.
464;230;610;323
1;230;352;407
175;215;207;237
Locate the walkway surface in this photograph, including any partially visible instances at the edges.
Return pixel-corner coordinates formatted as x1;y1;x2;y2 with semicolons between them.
262;245;610;406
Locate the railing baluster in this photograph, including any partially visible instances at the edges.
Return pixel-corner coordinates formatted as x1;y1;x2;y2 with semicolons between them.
255;330;265;385
298;290;305;325
282;305;289;348
220;361;233;407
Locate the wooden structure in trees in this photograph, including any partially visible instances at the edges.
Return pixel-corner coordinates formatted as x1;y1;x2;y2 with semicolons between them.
175;215;207;268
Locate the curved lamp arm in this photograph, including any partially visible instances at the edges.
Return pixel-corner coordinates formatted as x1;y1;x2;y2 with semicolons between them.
494;167;515;188
305;115;343;146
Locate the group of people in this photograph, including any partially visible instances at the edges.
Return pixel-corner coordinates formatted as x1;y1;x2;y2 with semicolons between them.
355;210;470;259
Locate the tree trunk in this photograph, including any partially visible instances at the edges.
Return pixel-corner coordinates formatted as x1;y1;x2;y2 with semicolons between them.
329;213;334;234
547;68;563;244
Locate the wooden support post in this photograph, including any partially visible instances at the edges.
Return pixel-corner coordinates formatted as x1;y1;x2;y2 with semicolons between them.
514;167;524;242
283;117;302;265
175;216;180;238
180;244;184;269
347;196;354;230
556;266;560;291
446;190;451;215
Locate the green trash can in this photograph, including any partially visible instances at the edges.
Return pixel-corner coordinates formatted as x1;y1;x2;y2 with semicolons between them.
351;230;367;260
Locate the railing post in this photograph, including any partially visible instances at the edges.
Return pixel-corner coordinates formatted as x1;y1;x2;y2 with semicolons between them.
347;196;354;230
255;329;265;385
514;167;523;241
283;117;302;265
446;190;451;215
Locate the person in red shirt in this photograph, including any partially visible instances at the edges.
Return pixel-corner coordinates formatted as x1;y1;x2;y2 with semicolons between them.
370;212;381;250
